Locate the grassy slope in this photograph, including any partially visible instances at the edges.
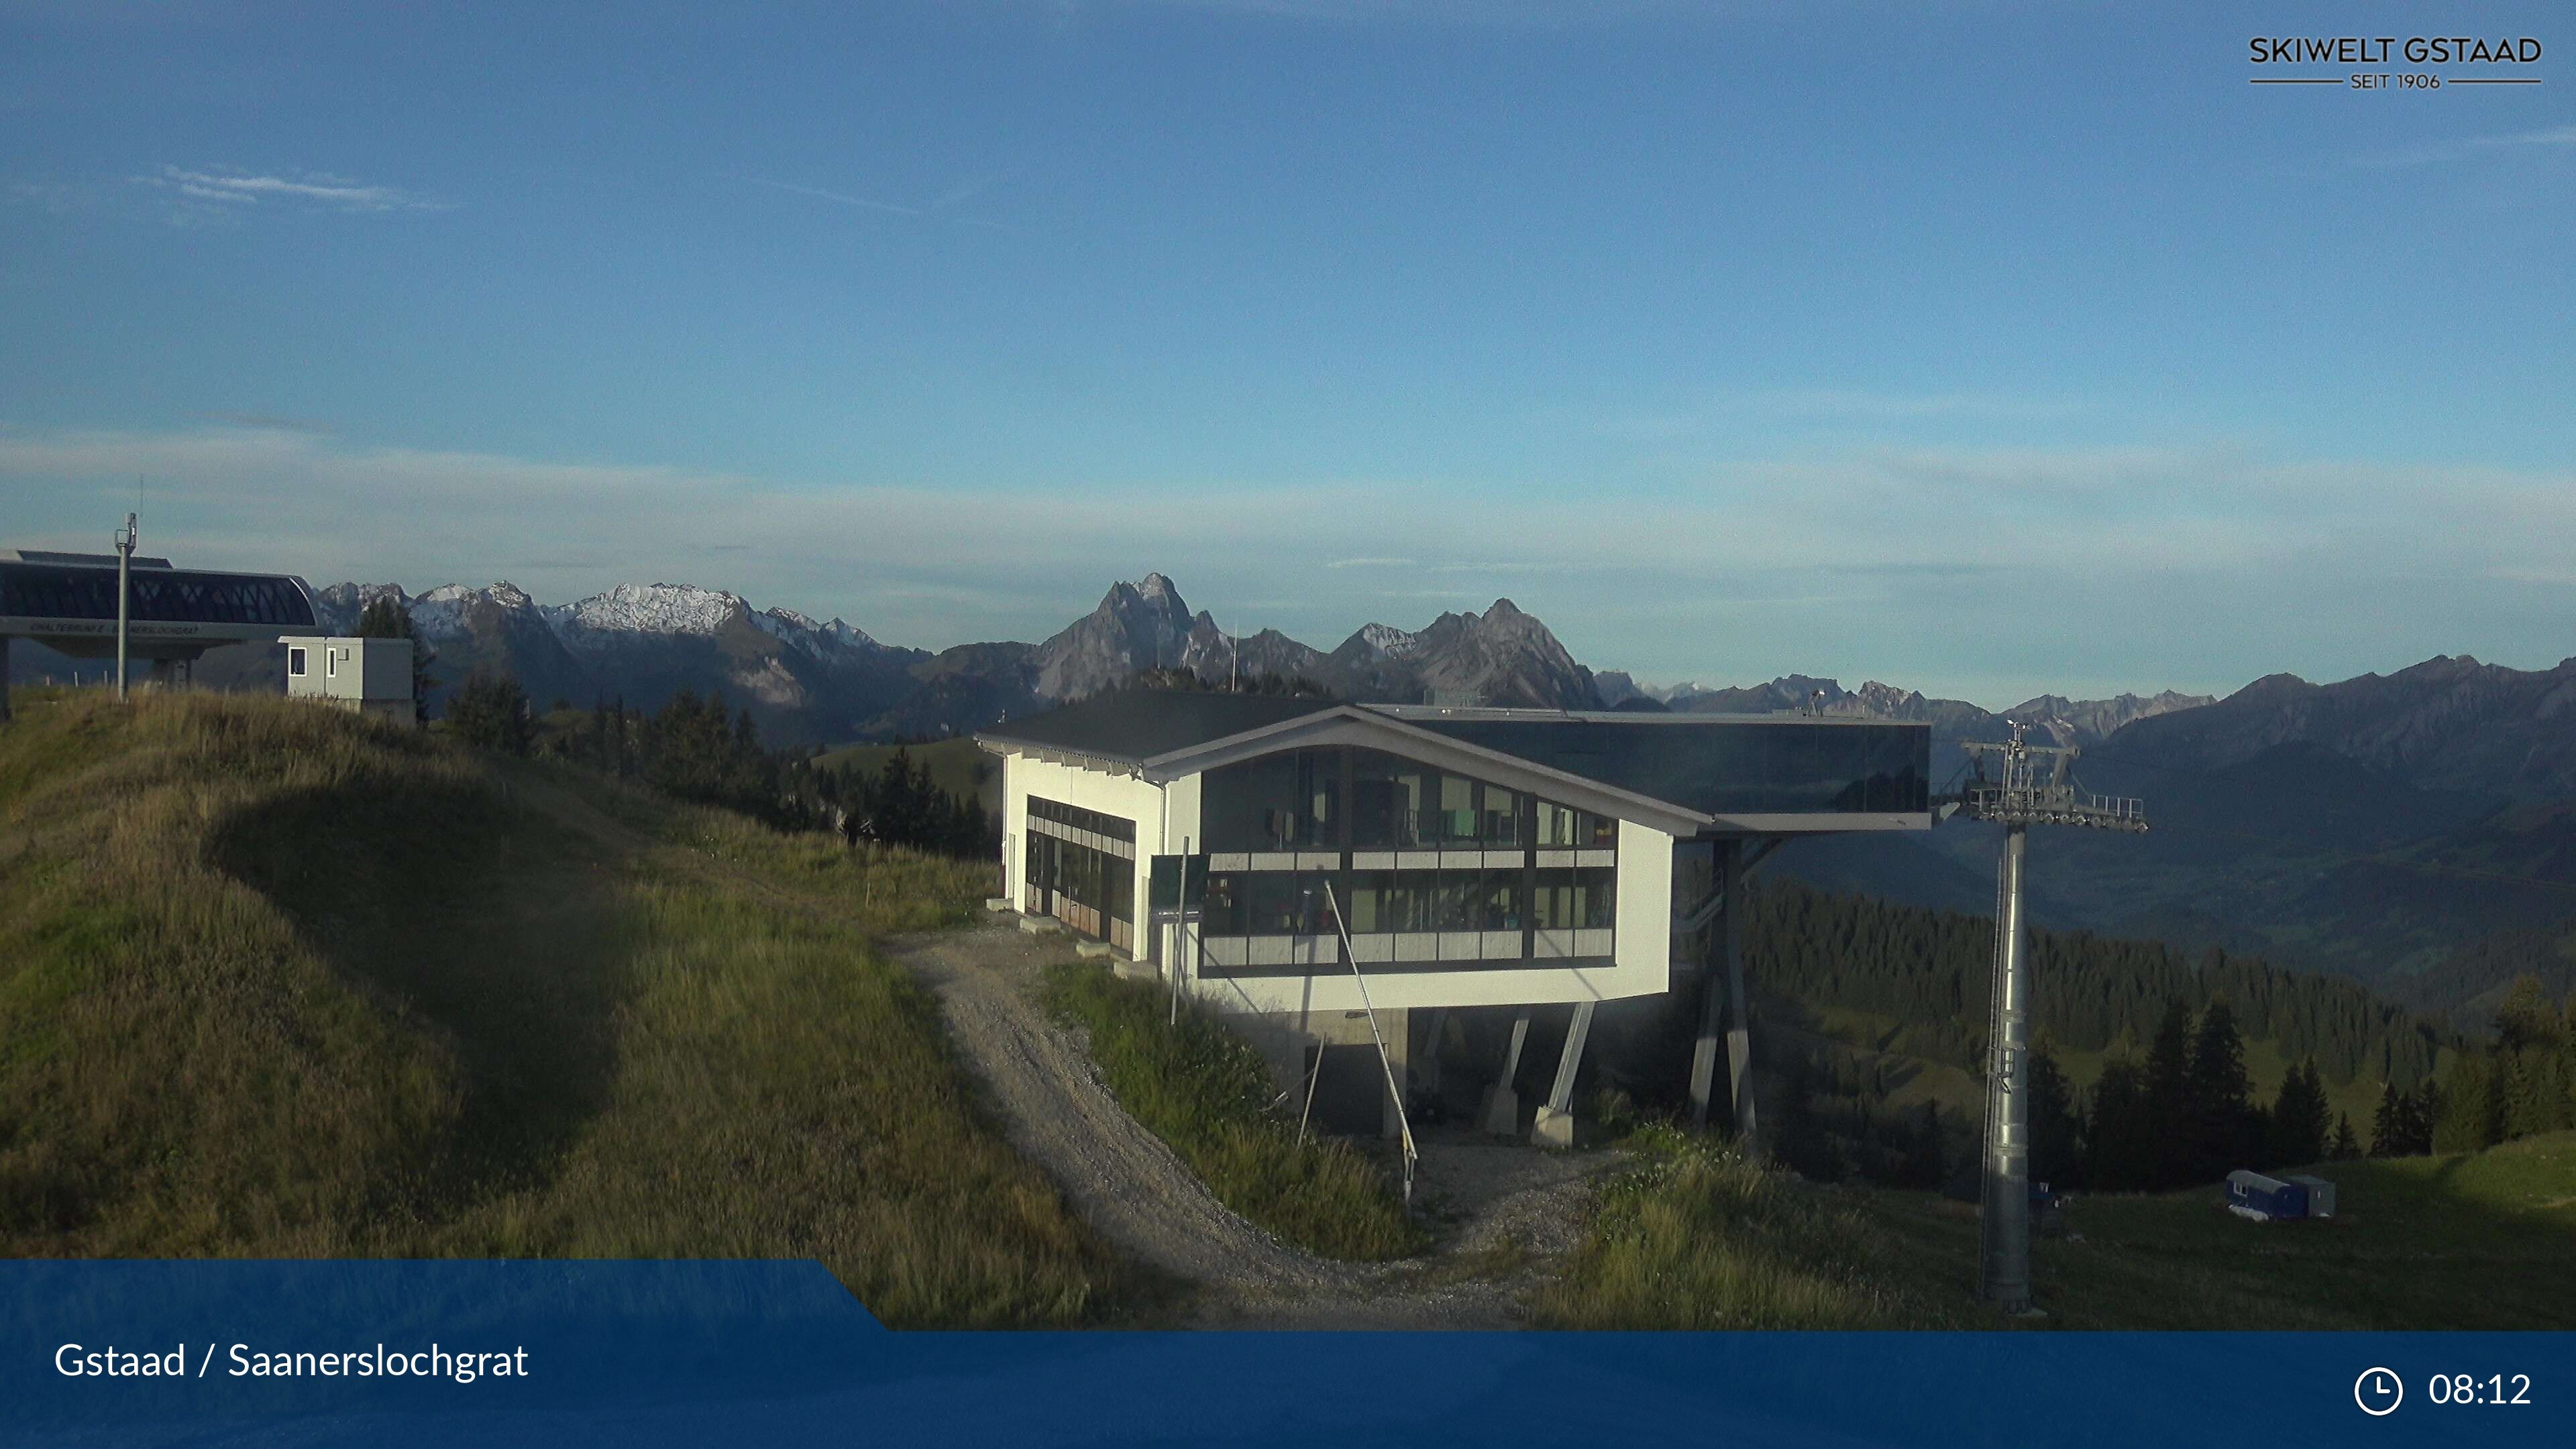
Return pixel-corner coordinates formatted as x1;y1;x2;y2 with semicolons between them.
814;738;996;808
1536;1127;1976;1329
1040;961;1420;1261
0;688;1108;1327
1540;1126;2576;1330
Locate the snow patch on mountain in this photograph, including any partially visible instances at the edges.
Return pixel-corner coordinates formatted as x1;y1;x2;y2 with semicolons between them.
757;607;883;655
1355;623;1421;659
550;583;749;640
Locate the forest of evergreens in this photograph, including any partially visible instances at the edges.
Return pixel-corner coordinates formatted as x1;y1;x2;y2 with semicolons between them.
1738;881;2485;1192
1745;880;2445;1090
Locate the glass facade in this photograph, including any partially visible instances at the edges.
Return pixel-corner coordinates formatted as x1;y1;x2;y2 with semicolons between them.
1186;745;1621;976
1022;795;1136;951
1214;747;1619;853
0;564;317;628
1411;718;1929;816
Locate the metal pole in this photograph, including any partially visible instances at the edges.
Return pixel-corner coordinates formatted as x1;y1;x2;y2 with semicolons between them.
1978;822;2033;1311
1169;840;1189;1028
1320;879;1416;1208
113;512;136;702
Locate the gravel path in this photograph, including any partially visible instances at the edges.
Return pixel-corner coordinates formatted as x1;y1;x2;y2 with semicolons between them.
886;919;1624;1329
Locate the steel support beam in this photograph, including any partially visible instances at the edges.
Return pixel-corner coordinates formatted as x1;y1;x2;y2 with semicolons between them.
1686;872;1725;1130
1532;1000;1595;1147
1978;822;2034;1312
1477;1008;1532;1136
1719;841;1760;1157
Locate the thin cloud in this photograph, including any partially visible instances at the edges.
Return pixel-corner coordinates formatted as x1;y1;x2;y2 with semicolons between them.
747;171;1013;219
746;177;920;215
141;165;447;214
1326;556;1417;568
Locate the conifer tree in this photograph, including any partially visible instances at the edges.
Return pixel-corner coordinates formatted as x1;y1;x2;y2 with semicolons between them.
2186;999;2257;1179
2267;1057;2330;1168
2434;1052;2503;1154
2083;1058;2155;1190
2145;1000;2196;1181
2369;1081;2404;1157
2027;1041;2080;1187
2407;1080;2440;1156
2328;1112;2361;1161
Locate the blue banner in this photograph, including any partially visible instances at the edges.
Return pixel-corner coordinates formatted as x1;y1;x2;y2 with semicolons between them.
5;1262;2567;1447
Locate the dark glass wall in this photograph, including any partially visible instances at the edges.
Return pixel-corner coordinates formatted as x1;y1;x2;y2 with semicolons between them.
0;565;317;627
1189;745;1624;975
1206;746;1615;853
1415;718;1929;816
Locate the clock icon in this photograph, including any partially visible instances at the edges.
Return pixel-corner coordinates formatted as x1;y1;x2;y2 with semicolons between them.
2355;1367;2404;1416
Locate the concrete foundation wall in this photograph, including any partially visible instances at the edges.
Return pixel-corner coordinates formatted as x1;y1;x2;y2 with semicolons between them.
1234;1005;1411;1139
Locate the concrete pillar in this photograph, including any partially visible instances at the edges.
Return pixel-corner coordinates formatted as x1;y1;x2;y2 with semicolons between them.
1415;1008;1449;1108
1477;1008;1532;1136
1686;890;1726;1130
1720;839;1761;1158
1532;1001;1596;1148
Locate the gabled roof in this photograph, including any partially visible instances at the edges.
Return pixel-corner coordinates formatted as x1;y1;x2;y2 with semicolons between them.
978;691;1934;837
976;688;1341;764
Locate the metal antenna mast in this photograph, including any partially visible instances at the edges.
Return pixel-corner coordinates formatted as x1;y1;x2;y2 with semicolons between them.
1953;720;2145;1315
113;511;139;702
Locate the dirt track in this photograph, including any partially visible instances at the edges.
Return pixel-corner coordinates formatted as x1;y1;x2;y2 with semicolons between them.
887;920;1621;1328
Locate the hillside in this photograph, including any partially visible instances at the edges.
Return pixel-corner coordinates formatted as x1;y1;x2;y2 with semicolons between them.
0;688;1109;1326
814;736;997;813
1539;1127;2576;1330
1743;880;2446;1094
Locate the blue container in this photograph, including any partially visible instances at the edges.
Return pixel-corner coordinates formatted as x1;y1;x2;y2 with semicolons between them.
2225;1169;2308;1221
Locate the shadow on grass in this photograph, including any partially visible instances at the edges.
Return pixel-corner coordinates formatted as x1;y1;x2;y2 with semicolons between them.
209;777;638;1222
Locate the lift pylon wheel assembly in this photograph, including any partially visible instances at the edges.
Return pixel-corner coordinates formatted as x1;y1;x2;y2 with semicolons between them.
1951;722;2146;1314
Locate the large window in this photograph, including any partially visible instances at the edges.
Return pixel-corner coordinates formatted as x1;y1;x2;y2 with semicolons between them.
1201;748;1338;851
1187;745;1623;975
1024;796;1137;951
1532;867;1617;931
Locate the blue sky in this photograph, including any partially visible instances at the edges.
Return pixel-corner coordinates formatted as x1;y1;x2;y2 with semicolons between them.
2;0;2569;706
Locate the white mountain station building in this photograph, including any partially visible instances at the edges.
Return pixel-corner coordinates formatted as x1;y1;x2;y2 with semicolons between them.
979;690;1933;1145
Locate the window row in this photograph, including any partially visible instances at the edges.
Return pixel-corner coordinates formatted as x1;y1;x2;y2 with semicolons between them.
1195;866;1615;941
1200;747;1619;854
1024;833;1135;923
1026;794;1136;844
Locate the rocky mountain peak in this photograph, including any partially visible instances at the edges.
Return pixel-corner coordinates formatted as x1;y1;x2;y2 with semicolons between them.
554;582;751;639
1352;623;1422;660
